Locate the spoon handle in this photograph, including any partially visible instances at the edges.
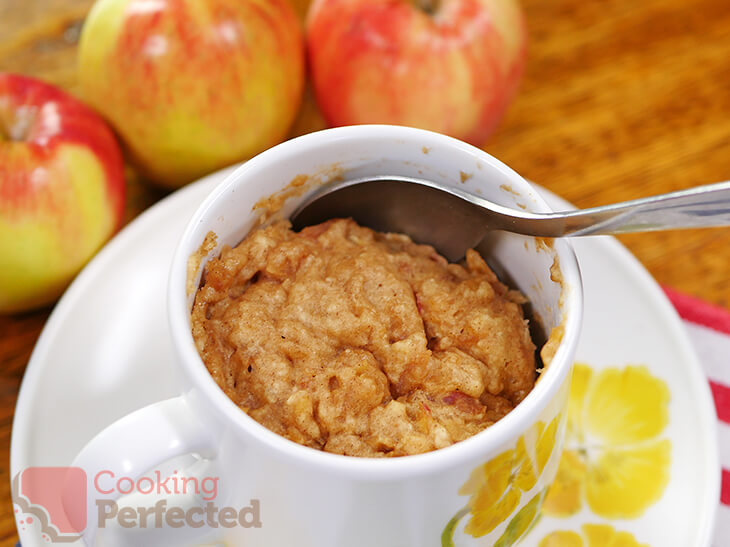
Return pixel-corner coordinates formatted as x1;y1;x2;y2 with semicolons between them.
559;181;730;236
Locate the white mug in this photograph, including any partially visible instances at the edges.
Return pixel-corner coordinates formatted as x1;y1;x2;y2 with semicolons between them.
72;125;582;547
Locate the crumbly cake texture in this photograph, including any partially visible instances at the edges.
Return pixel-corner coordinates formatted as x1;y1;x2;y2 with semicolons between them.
191;219;536;457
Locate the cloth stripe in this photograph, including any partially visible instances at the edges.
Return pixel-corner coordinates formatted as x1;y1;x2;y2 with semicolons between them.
686;322;730;396
710;381;730;425
664;287;730;336
715;504;730;547
720;423;730;509
718;423;730;473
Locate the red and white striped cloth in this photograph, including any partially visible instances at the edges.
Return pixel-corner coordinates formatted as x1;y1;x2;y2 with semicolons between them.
663;288;730;545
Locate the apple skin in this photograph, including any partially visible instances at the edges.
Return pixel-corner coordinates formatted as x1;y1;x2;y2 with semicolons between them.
0;73;125;314
78;0;306;188
307;0;527;146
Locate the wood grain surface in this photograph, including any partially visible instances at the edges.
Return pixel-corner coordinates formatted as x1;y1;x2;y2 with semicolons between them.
1;0;728;544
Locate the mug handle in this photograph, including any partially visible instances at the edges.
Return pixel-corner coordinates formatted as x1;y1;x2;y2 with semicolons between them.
69;396;216;546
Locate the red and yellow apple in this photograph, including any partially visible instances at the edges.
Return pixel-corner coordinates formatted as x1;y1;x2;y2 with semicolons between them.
78;0;306;188
0;73;125;313
307;0;527;146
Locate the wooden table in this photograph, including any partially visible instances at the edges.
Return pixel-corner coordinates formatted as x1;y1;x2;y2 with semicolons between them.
1;0;728;544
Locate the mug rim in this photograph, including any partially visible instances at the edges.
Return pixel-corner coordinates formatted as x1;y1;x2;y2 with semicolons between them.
168;124;583;479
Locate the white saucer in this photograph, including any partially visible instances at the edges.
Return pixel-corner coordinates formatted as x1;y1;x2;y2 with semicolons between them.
11;168;719;546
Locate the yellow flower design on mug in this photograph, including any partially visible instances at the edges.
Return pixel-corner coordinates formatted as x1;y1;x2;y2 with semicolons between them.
543;364;671;519
538;523;650;547
442;416;559;546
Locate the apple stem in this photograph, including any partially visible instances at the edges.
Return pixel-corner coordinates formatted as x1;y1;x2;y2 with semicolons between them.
415;0;440;14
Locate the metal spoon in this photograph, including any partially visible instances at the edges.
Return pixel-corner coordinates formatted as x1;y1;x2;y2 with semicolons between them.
290;175;730;262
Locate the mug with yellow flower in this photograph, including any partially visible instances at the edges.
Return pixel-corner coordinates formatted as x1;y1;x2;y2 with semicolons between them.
73;126;583;546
